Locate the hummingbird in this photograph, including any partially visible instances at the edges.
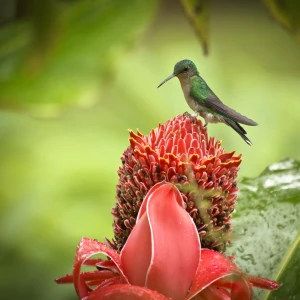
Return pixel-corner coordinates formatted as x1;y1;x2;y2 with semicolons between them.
157;59;258;145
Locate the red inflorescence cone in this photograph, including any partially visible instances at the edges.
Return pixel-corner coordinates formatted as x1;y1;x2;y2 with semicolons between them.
112;114;241;252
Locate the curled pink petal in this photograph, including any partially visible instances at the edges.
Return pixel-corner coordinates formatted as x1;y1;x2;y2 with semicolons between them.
73;237;127;298
83;284;170;300
121;212;152;286
186;249;251;299
121;183;179;287
146;183;201;300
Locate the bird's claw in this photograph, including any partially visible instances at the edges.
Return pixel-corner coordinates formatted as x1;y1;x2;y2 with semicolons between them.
183;112;198;123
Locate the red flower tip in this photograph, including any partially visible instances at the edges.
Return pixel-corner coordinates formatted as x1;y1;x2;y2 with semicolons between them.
246;274;281;290
112;114;241;252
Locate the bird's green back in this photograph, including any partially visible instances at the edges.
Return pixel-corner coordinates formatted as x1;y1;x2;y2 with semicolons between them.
190;76;210;103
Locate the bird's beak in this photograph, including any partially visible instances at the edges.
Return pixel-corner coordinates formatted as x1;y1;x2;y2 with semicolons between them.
157;74;175;88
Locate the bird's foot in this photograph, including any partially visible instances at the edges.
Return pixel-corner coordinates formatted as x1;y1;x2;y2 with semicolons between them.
183;111;198;123
191;111;199;118
183;111;191;118
202;120;209;130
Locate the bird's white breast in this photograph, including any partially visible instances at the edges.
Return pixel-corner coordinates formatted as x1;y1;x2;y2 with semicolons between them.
179;76;203;112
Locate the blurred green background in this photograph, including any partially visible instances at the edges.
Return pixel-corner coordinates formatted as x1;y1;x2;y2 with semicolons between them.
0;0;299;299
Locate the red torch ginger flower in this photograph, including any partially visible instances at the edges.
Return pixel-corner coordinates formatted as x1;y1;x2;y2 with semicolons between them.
112;114;241;252
56;183;280;299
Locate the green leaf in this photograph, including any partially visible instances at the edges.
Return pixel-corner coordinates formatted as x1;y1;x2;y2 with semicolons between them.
180;0;209;55
226;158;300;299
0;0;157;117
263;0;300;39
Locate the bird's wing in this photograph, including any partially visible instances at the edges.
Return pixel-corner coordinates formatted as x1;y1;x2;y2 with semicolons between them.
190;84;258;126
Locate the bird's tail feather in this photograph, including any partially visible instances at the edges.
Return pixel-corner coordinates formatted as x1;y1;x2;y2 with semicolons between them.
224;119;253;146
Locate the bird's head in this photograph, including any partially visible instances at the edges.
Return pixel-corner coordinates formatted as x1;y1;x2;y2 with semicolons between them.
158;59;199;88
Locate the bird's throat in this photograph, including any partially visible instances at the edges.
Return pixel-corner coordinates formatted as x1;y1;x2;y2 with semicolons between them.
178;75;192;100
178;75;202;113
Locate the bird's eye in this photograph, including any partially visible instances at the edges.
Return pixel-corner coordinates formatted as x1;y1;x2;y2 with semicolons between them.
184;67;189;72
